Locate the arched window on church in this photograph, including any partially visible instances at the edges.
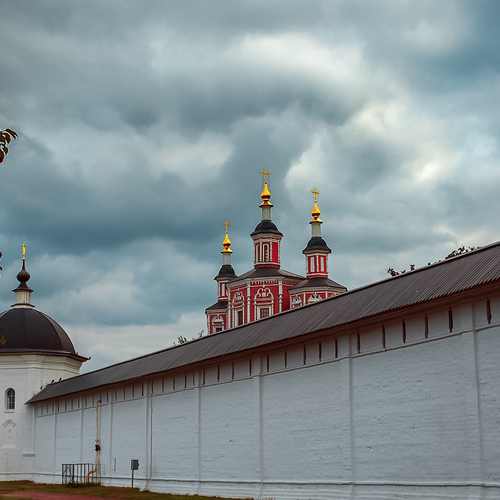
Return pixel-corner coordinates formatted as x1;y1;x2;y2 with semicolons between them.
5;388;15;411
263;244;269;262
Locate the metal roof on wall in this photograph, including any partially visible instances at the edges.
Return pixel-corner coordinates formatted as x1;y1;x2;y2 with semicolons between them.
28;242;500;403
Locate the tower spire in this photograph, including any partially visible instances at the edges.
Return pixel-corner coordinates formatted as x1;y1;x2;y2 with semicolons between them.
215;220;236;298
304;188;330;278
205;221;237;334
259;167;273;218
310;187;323;237
288;187;346;308
251;168;283;268
13;242;34;309
221;219;233;261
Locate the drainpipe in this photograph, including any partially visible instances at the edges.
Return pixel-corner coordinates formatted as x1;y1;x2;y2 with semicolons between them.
86;399;101;483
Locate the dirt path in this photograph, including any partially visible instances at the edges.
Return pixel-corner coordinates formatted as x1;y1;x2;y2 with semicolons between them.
0;492;107;499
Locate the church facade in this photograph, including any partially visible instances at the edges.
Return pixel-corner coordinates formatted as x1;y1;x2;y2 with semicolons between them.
2;189;500;499
205;170;346;334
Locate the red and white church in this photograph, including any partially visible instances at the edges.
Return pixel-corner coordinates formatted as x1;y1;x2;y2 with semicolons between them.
205;169;347;334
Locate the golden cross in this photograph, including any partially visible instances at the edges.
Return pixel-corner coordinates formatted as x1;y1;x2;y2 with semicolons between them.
311;187;320;202
223;219;231;233
260;168;271;183
22;242;26;259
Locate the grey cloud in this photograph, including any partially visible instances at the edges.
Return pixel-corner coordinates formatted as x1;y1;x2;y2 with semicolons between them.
1;0;500;369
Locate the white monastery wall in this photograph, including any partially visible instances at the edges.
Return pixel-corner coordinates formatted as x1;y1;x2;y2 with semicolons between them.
30;291;500;499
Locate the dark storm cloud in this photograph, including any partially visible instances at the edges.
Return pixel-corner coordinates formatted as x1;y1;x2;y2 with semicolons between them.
1;0;499;370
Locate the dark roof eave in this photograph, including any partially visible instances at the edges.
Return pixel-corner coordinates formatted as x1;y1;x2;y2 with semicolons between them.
0;349;88;362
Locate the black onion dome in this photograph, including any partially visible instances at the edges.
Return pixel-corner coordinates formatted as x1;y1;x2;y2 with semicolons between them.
215;264;237;280
303;236;331;253
0;308;77;354
251;220;283;236
15;260;32;291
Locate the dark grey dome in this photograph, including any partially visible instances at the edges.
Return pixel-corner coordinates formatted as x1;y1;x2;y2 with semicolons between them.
303;236;331;253
215;264;237;280
0;256;83;359
0;308;77;354
251;220;283;236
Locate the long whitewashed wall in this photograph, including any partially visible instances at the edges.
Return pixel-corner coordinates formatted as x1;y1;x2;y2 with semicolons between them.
31;291;500;499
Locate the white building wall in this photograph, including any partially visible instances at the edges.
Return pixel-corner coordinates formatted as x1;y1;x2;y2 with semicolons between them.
30;292;500;499
477;325;500;484
0;354;81;481
108;397;147;482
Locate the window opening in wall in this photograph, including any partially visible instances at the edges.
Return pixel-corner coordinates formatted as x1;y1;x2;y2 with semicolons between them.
260;307;270;319
448;307;453;332
266;355;270;372
237;310;244;326
357;332;361;353
334;338;338;358
487;299;492;324
402;320;407;343
382;325;386;349
256;245;260;263
215;326;223;333
263;244;269;261
303;345;307;365
424;314;429;338
319;342;322;362
5;388;15;410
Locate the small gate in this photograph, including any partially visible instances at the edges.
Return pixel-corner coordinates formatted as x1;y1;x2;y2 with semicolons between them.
62;463;101;485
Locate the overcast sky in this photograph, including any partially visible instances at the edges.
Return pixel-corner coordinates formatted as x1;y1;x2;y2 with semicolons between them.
1;1;500;372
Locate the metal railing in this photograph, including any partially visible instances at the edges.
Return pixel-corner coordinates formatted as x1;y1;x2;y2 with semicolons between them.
62;463;101;485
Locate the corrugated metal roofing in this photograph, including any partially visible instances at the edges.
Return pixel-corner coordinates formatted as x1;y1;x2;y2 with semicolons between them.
28;242;500;403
